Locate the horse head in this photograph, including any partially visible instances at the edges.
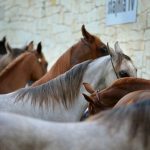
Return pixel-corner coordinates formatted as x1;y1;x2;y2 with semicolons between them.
105;42;137;86
81;25;108;55
71;25;108;66
30;42;48;81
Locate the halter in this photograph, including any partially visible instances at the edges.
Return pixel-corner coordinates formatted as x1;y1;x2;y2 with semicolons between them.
94;43;120;107
107;43;119;79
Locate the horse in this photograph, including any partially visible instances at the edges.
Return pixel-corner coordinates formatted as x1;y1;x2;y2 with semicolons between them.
83;77;150;116
32;25;108;86
114;90;150;107
0;40;34;72
0;99;149;150
0;42;137;122
0;42;48;94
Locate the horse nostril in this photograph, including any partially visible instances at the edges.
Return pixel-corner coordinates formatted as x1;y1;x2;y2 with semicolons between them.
119;70;130;78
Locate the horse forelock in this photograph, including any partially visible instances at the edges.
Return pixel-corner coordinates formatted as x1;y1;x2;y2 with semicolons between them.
90;100;150;148
14;60;92;109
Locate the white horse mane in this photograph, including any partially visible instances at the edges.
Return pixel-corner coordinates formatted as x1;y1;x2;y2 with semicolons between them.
14;60;92;108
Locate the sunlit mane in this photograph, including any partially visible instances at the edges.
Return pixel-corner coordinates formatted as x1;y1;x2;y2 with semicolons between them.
0;52;30;76
89;100;150;148
14;60;92;108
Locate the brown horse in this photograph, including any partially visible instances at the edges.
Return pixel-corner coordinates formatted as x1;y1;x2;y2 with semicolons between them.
0;40;34;72
32;25;108;86
0;42;48;94
83;77;150;116
114;90;150;107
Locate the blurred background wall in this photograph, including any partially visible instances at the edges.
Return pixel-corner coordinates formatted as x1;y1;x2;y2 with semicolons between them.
0;0;149;78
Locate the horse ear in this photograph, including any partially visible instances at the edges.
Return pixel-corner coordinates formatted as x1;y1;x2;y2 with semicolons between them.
37;42;42;54
81;25;94;43
27;41;34;51
2;36;6;43
82;93;94;104
83;82;95;94
107;42;116;58
6;43;12;53
114;41;123;54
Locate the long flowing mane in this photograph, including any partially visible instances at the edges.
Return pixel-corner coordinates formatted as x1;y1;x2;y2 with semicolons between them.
14;60;92;108
0;52;30;77
90;100;150;148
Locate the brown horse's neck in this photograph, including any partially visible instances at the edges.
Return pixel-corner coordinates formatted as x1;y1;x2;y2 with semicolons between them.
112;78;150;91
100;78;150;107
0;53;33;93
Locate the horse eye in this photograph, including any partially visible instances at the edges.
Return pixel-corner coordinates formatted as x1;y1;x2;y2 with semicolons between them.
119;70;130;78
99;47;107;52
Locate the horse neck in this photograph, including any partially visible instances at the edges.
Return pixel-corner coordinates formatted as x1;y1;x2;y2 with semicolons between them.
112;78;150;95
83;56;113;90
115;90;150;107
0;53;33;93
126;78;150;90
99;78;150;107
61;56;114;121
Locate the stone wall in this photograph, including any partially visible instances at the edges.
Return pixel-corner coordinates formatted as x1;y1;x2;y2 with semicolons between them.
0;0;149;79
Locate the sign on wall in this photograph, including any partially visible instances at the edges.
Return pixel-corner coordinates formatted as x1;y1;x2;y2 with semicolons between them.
106;0;138;25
